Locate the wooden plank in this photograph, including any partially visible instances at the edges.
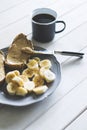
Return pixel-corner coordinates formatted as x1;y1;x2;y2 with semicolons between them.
65;110;87;130
24;79;87;130
0;0;87;31
0;0;58;14
0;0;86;49
0;2;87;49
48;0;87;16
0;17;31;49
39;0;58;5
0;0;43;30
0;0;28;13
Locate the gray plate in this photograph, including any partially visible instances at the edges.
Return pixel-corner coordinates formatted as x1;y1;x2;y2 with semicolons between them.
0;46;61;107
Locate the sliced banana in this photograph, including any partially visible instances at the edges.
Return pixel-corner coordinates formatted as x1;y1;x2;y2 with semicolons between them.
6;57;56;96
33;68;40;76
27;59;39;70
6;70;20;83
39;59;52;69
14;70;20;76
43;69;56;83
24;81;35;92
16;87;28;96
6;72;16;83
33;85;48;95
19;75;29;82
33;57;40;63
22;68;34;78
39;67;46;78
12;76;24;87
7;82;16;95
33;74;44;87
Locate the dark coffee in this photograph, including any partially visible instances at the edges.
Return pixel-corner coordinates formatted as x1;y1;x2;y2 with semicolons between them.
32;14;55;23
32;8;66;42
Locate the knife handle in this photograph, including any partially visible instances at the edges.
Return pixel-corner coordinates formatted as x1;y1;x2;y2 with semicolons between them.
60;51;84;58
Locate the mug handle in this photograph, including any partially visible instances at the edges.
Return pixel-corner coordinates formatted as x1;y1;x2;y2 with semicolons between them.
55;21;66;33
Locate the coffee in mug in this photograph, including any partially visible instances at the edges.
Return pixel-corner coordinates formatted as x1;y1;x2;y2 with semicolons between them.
32;8;66;43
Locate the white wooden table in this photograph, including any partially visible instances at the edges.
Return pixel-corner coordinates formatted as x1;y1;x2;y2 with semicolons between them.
0;0;87;130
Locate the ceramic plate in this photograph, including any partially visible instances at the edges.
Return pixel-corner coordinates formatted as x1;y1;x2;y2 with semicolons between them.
0;46;61;106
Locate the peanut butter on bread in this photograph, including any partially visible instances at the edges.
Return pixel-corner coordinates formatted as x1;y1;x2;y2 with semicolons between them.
0;51;5;85
5;33;34;69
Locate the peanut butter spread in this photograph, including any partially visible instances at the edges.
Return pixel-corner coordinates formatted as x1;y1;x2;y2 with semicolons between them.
5;33;34;68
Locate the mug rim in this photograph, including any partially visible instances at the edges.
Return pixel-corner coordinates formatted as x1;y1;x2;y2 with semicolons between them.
32;8;57;25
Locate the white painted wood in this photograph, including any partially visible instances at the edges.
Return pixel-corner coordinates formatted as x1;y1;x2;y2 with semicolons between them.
48;0;87;16
39;0;58;6
0;0;28;13
25;79;87;130
0;0;43;30
65;110;87;130
0;0;87;50
0;17;31;49
0;0;87;130
0;0;86;31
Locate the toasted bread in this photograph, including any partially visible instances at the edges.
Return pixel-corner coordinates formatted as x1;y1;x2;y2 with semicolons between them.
0;51;5;86
5;33;34;69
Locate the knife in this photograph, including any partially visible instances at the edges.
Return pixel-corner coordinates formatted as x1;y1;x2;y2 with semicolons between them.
22;47;84;58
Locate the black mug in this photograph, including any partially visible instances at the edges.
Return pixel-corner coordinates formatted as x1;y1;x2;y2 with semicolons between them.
32;8;66;43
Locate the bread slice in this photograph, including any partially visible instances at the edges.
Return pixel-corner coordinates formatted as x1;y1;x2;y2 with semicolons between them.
0;51;5;85
5;33;34;69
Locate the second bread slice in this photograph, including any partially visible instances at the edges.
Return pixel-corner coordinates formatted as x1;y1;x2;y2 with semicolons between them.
0;51;5;86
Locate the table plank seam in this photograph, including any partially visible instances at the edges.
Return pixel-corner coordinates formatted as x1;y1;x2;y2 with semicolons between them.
0;0;87;33
58;0;87;18
22;77;87;130
52;20;87;46
62;107;87;130
0;0;30;14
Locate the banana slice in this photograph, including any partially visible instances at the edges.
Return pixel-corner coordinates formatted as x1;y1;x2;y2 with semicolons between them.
22;68;34;78
19;75;35;92
19;75;29;82
12;76;24;87
33;85;48;95
43;69;56;83
33;74;44;87
33;57;40;63
7;82;16;95
33;68;40;76
16;87;28;96
27;59;39;70
39;67;46;78
6;70;20;83
24;81;35;92
14;70;20;76
39;59;52;69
